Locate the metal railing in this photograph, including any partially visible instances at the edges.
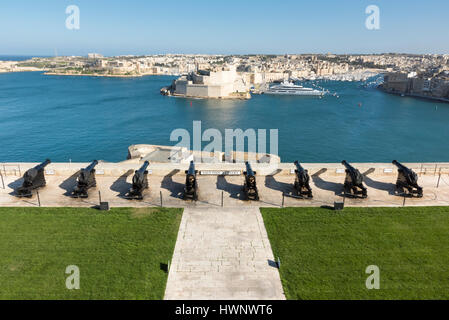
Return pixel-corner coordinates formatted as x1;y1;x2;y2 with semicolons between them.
1;164;21;176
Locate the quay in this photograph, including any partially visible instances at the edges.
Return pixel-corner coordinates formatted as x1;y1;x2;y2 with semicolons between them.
1;162;448;208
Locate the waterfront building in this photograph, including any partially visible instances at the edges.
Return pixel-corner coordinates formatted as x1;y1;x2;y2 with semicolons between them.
382;73;410;93
382;72;449;101
172;65;250;99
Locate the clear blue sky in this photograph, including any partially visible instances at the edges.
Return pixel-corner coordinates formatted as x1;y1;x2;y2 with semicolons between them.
1;0;448;56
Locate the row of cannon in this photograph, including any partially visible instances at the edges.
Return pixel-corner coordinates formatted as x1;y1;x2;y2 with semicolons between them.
14;159;424;201
16;159;151;200
242;160;422;200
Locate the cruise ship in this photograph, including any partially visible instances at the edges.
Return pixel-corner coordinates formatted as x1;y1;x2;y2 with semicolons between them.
264;81;324;96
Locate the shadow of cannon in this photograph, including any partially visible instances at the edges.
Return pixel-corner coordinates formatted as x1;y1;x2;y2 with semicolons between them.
161;169;184;199
110;170;134;198
362;168;396;196
311;168;343;196
264;175;294;195
216;176;245;200
59;171;81;197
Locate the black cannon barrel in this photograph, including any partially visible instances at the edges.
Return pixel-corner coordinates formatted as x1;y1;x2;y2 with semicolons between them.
341;160;355;171
392;160;408;171
243;161;258;201
84;160;98;172
35;159;51;171
392;160;421;196
294;161;304;172
183;160;198;201
245;161;255;177
136;161;150;174
393;160;417;177
187;161;196;175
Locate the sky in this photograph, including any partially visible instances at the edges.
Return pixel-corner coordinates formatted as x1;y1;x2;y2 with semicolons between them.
0;0;448;56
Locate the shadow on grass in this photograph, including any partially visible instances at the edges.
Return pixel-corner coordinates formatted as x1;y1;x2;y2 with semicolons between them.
160;263;169;273
320;205;336;211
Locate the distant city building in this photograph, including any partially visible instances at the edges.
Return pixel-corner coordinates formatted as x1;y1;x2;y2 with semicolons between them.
87;53;104;59
381;72;449;101
5;53;449;103
172;65;250;99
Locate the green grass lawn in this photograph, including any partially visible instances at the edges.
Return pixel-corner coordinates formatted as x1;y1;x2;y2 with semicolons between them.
261;207;449;300
0;207;182;299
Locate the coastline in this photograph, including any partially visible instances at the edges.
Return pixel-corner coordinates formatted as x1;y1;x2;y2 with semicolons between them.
44;72;153;78
0;67;45;74
171;92;251;100
3;67;447;104
379;87;449;104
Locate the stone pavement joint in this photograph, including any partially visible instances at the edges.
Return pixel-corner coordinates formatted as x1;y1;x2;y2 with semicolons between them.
164;207;285;300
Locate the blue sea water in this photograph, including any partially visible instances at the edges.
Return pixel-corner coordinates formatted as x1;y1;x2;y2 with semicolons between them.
0;55;38;61
0;71;448;163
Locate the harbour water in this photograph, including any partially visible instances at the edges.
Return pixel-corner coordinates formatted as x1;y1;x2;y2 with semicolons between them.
0;71;448;163
0;55;40;61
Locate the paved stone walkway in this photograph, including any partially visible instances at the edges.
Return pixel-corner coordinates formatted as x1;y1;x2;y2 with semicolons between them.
164;207;285;300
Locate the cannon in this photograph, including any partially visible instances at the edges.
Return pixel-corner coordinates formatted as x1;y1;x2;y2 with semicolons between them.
392;160;423;197
293;161;313;198
341;161;367;198
183;161;198;200
243;162;259;201
127;161;150;200
73;160;98;198
16;159;51;197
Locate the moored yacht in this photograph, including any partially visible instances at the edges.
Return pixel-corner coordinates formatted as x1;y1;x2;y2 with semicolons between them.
265;80;324;96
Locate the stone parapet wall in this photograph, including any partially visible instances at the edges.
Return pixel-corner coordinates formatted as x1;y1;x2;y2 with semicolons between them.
1;162;448;178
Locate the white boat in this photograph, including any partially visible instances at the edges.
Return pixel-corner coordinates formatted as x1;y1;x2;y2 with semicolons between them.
265;81;324;96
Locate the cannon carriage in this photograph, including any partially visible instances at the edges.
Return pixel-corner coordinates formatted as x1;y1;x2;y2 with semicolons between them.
127;161;150;200
16;159;51;197
293;161;313;198
73;160;98;198
341;160;367;198
183;161;198;200
392;160;423;197
243;162;259;201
